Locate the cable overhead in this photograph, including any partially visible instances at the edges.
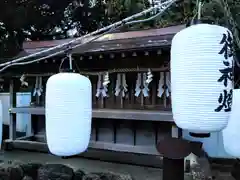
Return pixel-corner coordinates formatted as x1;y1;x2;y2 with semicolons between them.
0;0;178;73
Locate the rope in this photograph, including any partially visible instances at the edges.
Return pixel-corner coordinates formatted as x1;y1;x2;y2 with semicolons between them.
14;67;169;78
0;0;177;69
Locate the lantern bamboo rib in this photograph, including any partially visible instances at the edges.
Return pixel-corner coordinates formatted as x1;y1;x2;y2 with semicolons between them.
14;67;169;78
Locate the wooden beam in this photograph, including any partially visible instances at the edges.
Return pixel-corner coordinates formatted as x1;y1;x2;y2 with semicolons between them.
9;107;173;122
22;25;185;54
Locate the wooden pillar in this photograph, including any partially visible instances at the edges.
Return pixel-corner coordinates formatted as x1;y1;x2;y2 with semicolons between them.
9;79;16;140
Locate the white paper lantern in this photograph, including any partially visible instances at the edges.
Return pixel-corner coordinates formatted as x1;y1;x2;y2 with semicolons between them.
223;89;240;157
46;73;92;156
171;24;233;133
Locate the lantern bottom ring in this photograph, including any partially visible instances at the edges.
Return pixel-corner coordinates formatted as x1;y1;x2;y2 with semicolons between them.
189;132;211;138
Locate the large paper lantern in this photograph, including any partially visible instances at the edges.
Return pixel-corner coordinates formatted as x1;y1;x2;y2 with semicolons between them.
46;72;92;156
171;24;233;133
0;100;2;149
223;89;240;157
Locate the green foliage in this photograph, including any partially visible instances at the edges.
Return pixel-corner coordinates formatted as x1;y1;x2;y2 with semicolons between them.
0;0;72;58
0;0;240;58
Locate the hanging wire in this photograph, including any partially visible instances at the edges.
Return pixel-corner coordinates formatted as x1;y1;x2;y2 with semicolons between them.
197;1;202;20
0;0;177;73
217;0;240;51
58;57;68;72
0;25;122;73
191;1;205;23
190;0;239;86
203;0;240;71
214;0;240;88
0;0;177;71
69;54;73;70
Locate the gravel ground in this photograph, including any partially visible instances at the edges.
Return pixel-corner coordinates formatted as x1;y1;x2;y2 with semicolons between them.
0;150;235;180
0;150;194;180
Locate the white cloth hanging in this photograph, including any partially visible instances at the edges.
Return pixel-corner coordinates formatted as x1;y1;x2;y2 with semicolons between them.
142;73;149;97
96;75;108;97
115;73;128;97
165;72;171;97
103;72;110;86
122;73;128;97
103;85;108;97
157;72;164;98
134;73;142;97
33;77;38;96
20;74;28;87
33;77;43;97
134;73;149;97
146;69;153;84
115;73;121;96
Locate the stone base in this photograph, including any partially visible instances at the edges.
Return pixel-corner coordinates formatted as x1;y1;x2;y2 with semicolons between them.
0;162;134;180
2;125;25;140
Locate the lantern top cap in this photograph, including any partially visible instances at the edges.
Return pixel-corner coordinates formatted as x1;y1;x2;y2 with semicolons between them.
172;24;232;43
47;72;90;83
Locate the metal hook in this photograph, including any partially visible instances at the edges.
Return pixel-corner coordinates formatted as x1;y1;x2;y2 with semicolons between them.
68;54;73;70
197;1;202;20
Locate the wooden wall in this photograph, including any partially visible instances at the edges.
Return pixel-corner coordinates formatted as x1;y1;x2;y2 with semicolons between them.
12;48;175;157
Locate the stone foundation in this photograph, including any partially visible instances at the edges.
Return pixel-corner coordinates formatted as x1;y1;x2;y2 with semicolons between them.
0;162;134;180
